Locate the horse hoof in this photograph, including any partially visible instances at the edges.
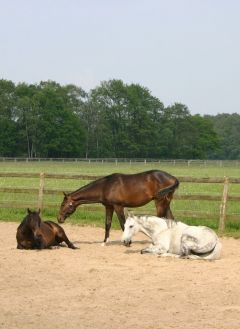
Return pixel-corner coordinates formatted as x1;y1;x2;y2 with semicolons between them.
101;238;110;246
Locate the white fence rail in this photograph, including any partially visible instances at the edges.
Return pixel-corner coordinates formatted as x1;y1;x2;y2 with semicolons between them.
0;157;239;167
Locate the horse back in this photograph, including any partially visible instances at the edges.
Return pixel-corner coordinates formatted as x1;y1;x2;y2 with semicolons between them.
40;221;65;238
107;170;178;189
43;220;62;230
43;220;69;238
103;170;178;204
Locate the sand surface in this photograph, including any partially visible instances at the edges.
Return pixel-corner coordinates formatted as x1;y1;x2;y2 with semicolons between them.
1;222;240;329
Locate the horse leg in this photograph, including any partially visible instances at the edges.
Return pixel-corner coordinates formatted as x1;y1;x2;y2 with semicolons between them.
180;234;205;258
141;245;180;257
56;227;77;249
17;239;34;249
17;243;25;249
34;236;45;249
114;205;126;231
103;205;114;245
141;244;167;255
158;253;180;258
155;196;174;219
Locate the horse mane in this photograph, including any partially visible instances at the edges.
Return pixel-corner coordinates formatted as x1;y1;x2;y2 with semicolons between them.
20;215;28;227
133;215;178;229
69;175;113;196
164;218;178;228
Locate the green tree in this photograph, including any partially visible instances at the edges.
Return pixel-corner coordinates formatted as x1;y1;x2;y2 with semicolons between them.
160;103;195;158
0;78;232;159
191;115;219;159
88;80;165;158
34;81;86;157
14;81;86;157
159;104;219;159
89;80;128;157
126;83;164;157
15;83;39;157
207;113;240;159
0;79;19;156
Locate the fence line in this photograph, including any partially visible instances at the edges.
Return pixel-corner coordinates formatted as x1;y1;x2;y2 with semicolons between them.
0;157;240;167
0;172;239;231
1;172;240;183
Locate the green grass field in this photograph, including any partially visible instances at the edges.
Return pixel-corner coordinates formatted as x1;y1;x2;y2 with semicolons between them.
0;160;240;236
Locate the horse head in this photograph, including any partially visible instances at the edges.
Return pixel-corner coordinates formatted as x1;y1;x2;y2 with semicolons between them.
57;192;77;223
121;213;139;247
25;208;42;239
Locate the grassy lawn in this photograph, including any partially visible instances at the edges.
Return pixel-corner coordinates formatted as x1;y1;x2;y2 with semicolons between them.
0;160;239;236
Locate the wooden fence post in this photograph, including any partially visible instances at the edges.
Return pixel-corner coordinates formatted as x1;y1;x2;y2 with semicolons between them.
38;172;45;212
219;176;229;233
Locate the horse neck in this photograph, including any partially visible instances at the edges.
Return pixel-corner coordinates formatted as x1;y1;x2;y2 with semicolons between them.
165;219;178;229
70;183;102;204
165;219;187;230
137;216;168;239
20;216;34;233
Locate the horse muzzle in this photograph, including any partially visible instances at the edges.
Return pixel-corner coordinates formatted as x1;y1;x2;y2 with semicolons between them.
123;240;132;247
57;215;65;224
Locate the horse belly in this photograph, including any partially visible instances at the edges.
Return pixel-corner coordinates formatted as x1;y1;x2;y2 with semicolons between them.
168;228;183;254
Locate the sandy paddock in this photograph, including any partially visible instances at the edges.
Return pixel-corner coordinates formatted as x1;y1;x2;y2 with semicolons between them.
1;222;240;329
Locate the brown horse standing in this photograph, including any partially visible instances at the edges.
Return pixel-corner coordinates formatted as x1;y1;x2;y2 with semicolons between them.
58;170;179;244
17;209;76;249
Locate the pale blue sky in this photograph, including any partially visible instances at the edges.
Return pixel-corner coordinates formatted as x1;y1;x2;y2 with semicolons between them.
1;0;239;115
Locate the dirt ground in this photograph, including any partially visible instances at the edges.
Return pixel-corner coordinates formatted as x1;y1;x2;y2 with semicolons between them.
1;222;240;329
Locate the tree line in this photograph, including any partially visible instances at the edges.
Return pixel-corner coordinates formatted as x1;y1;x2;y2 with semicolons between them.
0;79;239;159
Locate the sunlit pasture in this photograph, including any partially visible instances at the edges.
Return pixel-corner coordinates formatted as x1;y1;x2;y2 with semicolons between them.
0;160;239;236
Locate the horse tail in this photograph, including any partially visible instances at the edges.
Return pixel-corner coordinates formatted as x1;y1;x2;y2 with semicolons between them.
202;239;222;260
157;179;179;197
187;236;222;260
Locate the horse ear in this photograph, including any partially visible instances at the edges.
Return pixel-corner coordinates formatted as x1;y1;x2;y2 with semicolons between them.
63;192;67;197
130;211;135;218
125;210;130;218
27;208;31;214
125;210;133;218
38;208;41;214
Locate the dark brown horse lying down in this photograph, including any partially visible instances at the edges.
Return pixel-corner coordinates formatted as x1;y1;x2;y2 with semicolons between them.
16;209;77;249
58;169;179;243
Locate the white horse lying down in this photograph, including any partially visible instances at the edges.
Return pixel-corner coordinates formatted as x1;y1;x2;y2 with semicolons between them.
122;214;222;260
